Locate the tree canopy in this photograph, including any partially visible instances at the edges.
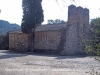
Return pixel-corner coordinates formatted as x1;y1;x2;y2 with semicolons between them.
21;0;44;33
0;33;9;50
91;18;100;37
47;19;66;24
0;20;20;34
85;18;100;56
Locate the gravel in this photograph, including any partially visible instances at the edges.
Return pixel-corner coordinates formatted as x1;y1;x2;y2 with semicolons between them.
0;50;100;75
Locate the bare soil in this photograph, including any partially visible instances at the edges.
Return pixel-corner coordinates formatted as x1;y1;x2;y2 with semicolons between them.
0;50;100;75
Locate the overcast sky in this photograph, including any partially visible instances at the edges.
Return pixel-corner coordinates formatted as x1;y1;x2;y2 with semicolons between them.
0;0;100;25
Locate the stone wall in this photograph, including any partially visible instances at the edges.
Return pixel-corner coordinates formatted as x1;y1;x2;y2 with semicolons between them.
61;5;91;55
34;24;67;53
9;5;92;55
9;33;31;52
34;30;61;51
9;24;67;53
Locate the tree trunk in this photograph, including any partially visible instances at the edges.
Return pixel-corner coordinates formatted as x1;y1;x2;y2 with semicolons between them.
31;28;35;52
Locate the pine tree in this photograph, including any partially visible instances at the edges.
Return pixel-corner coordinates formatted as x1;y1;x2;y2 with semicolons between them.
21;0;44;51
21;0;44;33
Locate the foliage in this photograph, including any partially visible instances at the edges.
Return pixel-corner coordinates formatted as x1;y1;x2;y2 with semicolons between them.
21;0;44;33
0;34;5;42
91;18;100;37
0;20;20;34
84;18;100;56
91;18;100;56
0;33;9;50
93;37;100;56
83;40;95;56
47;19;66;24
85;45;93;55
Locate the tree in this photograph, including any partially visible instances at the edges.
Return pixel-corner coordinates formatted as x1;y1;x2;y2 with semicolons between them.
0;33;9;50
85;18;100;56
47;20;55;24
91;18;100;37
91;18;100;56
0;20;20;34
21;0;44;51
21;0;44;33
47;19;66;24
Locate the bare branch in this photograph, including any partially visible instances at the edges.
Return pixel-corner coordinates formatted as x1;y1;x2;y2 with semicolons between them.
55;0;63;11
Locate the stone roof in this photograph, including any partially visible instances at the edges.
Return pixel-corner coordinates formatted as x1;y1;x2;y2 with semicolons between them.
8;30;22;34
9;23;67;33
36;23;67;31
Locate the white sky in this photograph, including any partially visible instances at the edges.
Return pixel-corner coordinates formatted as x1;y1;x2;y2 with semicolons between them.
0;0;100;25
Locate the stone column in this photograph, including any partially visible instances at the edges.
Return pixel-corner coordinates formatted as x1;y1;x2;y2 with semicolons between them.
77;7;84;53
68;5;77;25
61;5;78;55
83;8;89;25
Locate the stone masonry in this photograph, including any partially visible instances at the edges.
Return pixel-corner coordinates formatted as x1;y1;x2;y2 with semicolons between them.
61;5;90;55
9;5;92;55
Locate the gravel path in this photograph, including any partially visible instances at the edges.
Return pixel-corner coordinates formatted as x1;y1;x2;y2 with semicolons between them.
0;50;100;75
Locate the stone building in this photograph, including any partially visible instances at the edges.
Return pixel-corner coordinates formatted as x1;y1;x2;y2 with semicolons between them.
9;5;92;55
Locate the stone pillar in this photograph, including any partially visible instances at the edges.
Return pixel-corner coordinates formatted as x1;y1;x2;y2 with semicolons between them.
77;6;84;35
83;8;89;25
62;5;90;55
61;5;78;55
77;7;83;25
83;8;90;46
68;5;77;25
77;7;84;53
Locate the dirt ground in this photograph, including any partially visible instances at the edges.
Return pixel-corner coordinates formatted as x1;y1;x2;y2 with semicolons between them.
0;50;100;75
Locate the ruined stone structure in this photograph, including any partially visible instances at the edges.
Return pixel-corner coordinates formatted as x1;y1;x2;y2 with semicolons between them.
9;5;92;55
61;5;91;55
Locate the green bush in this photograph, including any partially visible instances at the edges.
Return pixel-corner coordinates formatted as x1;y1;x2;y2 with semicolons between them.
83;18;100;56
83;40;95;56
93;37;100;56
0;33;9;50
